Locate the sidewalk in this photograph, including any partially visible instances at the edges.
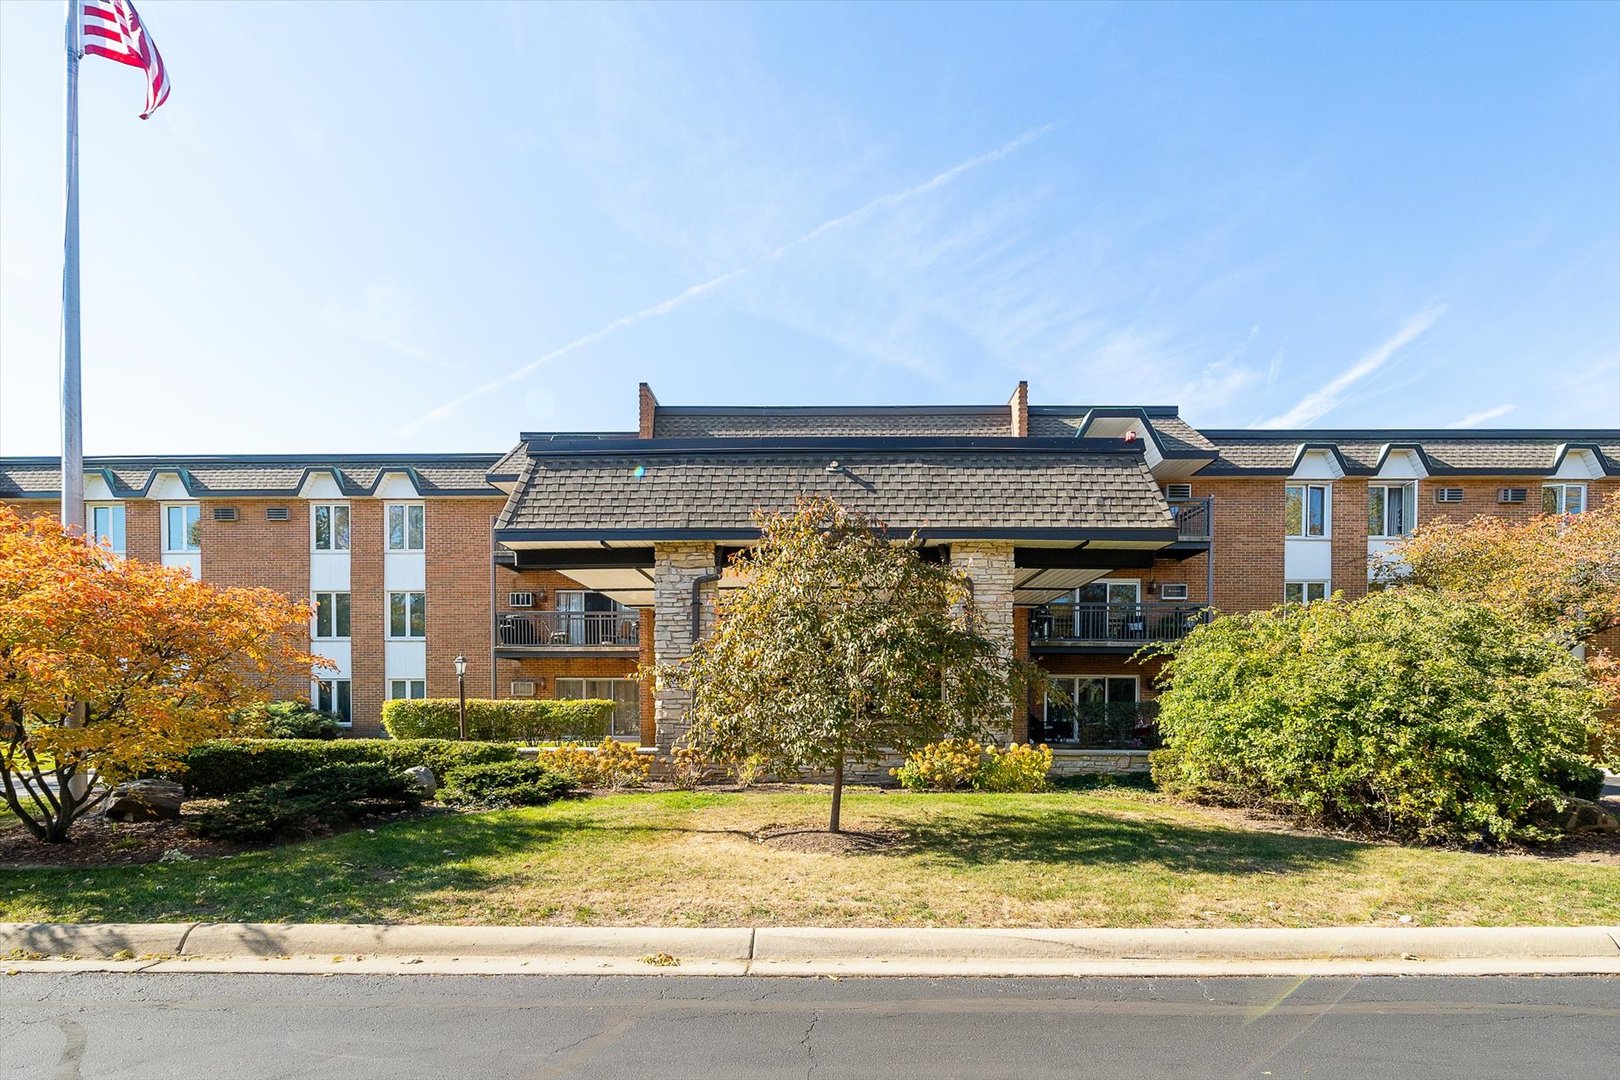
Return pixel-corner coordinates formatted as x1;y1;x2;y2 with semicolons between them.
5;923;1619;977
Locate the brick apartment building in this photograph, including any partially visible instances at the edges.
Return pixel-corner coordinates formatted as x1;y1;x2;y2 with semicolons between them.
4;382;1616;768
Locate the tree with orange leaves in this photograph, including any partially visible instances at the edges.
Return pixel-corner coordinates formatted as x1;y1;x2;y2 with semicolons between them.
0;506;322;842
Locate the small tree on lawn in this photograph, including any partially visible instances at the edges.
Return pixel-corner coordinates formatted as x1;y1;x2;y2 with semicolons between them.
649;498;1043;833
0;506;321;842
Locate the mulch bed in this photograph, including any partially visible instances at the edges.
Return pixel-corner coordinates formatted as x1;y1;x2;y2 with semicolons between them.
0;808;249;870
753;826;903;855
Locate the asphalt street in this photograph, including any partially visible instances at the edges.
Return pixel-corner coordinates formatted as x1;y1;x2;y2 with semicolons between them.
4;972;1617;1079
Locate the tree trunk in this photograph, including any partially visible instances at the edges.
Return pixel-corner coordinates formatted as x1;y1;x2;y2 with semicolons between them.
829;752;844;834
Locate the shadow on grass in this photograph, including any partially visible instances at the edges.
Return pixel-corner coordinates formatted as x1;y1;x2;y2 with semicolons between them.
885;806;1364;875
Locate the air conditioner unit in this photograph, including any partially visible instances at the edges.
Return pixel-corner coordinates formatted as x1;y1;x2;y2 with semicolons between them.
508;591;535;608
1434;488;1464;504
1498;488;1527;504
212;507;238;522
510;680;537;698
265;506;291;521
1164;483;1193;501
1159;583;1190;601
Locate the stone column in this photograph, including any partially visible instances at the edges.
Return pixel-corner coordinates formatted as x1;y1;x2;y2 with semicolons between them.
652;541;718;748
950;541;1018;741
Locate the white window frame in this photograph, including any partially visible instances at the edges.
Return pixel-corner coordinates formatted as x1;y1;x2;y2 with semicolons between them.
312;591;351;640
1368;482;1418;538
1542;483;1586;516
387;590;427;640
388;679;427;700
87;502;126;554
162;502;201;553
555;677;641;739
386;502;426;552
1284;484;1331;539
1284;581;1330;606
311;502;351;551
316;678;352;726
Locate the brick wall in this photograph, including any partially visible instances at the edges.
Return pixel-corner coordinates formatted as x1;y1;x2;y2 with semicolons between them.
425;498;505;701
197;499;312;701
1330;478;1370;600
349;502;386;736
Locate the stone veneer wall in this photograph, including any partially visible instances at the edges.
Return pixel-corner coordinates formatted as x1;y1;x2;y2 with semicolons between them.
949;541;1017;739
651;541;718;748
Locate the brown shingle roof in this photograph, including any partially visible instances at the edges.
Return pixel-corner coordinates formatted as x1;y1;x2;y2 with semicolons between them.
653;408;1009;438
1198;433;1620;475
0;456;504;499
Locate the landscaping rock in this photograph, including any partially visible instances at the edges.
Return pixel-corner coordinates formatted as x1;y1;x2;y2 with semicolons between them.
1552;797;1620;835
103;779;184;823
402;766;437;799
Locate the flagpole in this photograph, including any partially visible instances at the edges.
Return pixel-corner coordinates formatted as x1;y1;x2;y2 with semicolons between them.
61;0;84;535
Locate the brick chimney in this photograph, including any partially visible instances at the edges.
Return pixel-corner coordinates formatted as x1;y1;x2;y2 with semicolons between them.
1007;381;1029;437
638;382;658;439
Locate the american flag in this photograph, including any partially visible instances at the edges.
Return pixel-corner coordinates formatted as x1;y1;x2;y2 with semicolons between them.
81;0;170;119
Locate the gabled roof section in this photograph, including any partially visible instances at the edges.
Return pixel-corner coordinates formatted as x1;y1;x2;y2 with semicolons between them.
1197;430;1620;476
495;438;1176;542
0;454;505;499
1026;406;1216;459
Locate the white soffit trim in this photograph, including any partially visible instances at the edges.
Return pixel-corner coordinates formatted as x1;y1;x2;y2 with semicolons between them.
373;471;422;499
145;471;191;500
1290;447;1345;481
1551;447;1603;481
298;470;345;499
1374;447;1428;480
84;473;116;501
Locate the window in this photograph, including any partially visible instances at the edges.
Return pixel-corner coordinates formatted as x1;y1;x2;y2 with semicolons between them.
1543;484;1586;515
313;591;351;639
1284;484;1329;538
387;503;425;551
389;679;426;700
313;503;351;551
316;679;352;725
1040;676;1142;748
556;678;641;738
388;591;426;638
1284;581;1329;605
87;503;126;553
164;504;200;552
1368;483;1417;538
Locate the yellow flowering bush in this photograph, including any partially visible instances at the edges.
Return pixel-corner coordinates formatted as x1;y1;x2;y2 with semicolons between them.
731;752;769;788
978;742;1054;793
667;744;712;790
892;738;1052;792
540;738;650;790
891;738;987;791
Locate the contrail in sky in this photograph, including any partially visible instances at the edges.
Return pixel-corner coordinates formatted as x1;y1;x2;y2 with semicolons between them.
401;124;1056;434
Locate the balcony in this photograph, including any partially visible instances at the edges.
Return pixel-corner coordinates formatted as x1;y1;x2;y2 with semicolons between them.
1030;602;1209;650
496;610;641;653
1030;702;1162;750
1169;496;1213;543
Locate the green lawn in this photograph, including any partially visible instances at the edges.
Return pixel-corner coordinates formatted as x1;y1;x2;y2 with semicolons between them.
3;788;1616;927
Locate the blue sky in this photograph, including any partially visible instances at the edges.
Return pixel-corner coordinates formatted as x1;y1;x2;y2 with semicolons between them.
1;0;1617;456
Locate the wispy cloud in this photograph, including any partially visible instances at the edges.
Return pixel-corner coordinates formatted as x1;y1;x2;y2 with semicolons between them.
400;125;1056;434
1259;306;1446;428
1446;404;1517;428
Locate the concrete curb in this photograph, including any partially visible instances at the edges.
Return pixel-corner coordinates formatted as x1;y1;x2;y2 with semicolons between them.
5;923;1618;977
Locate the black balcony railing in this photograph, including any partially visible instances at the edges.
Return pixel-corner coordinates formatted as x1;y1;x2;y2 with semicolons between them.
1169;497;1213;542
497;610;640;648
1031;602;1209;647
1030;701;1162;749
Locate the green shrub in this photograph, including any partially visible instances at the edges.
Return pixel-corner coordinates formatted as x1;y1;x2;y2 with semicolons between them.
1150;589;1607;844
1546;761;1604;801
440;760;574;808
182;739;517;796
892;739;1053;793
232;700;342;740
189;762;422;842
380;698;614;743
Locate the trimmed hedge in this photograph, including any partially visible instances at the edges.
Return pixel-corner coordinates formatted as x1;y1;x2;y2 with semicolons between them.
380;698;615;743
440;761;575;808
182;738;519;796
232;700;343;740
190;762;422;841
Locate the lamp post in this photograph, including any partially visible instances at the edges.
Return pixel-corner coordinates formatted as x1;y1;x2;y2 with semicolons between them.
454;654;468;741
